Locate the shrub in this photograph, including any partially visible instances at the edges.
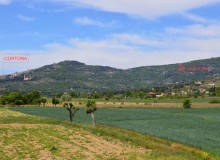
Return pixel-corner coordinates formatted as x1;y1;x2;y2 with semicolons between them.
183;99;191;109
78;101;83;105
209;99;220;104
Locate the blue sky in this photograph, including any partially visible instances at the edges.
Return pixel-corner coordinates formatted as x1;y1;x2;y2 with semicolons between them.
0;0;220;74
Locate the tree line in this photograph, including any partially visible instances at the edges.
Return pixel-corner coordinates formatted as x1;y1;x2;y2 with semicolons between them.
53;86;220;100
0;91;47;106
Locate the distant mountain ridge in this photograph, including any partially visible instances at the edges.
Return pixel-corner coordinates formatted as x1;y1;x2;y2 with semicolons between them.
1;57;220;95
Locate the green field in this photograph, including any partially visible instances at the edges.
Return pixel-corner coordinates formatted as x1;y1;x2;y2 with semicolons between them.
0;108;207;160
72;97;219;103
11;107;220;159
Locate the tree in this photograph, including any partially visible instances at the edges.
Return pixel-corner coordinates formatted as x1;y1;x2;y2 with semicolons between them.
86;100;97;127
33;98;42;106
52;97;59;106
34;98;47;106
0;95;6;105
63;102;79;122
26;91;41;104
125;90;132;98
209;86;217;96
138;91;145;99
41;98;47;106
92;92;101;99
61;93;72;102
69;92;78;98
183;99;191;109
3;92;24;105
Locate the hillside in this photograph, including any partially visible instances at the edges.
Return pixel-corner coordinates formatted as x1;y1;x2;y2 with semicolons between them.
0;57;220;94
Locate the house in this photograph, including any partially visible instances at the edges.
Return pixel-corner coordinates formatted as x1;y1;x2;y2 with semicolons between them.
195;81;202;85
24;75;32;81
208;83;215;87
156;92;166;98
147;92;156;98
199;88;206;93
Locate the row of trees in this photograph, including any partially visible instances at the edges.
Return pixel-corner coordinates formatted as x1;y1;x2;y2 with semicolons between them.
63;100;97;126
53;93;97;126
52;86;220;101
0;91;47;106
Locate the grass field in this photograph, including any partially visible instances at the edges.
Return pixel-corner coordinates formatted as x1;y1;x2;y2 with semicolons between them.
11;107;220;159
42;97;220;109
71;97;219;103
0;108;206;160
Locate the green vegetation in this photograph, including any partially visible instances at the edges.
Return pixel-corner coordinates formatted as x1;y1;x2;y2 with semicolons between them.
86;100;97;127
60;93;72;102
1;57;220;159
209;99;220;103
0;91;46;106
71;97;220;105
11;107;220;159
1;57;220;94
183;99;192;109
52;97;60;106
0;108;208;160
63;102;79;122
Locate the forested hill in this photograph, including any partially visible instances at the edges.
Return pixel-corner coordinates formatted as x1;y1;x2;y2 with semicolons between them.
0;57;220;95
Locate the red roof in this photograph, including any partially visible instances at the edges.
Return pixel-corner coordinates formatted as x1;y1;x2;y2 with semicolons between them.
147;92;156;95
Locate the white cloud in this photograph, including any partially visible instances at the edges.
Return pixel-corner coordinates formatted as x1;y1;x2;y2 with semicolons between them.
1;20;220;74
0;0;11;5
181;13;210;23
74;16;116;28
165;23;220;37
17;14;36;22
50;0;220;19
1;22;220;74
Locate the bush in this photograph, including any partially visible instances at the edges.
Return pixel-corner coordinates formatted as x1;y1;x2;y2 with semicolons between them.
183;99;191;109
209;99;220;103
78;101;83;105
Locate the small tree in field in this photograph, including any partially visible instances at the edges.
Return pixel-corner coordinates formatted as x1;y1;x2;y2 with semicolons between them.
86;100;97;127
61;94;72;102
41;98;47;106
52;97;59;106
183;99;191;109
63;102;79;122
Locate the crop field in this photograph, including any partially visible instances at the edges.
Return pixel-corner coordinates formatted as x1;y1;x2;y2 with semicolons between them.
0;108;206;160
12;107;220;159
72;97;219;103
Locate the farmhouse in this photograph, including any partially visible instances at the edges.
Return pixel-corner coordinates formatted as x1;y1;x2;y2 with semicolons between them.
147;92;156;98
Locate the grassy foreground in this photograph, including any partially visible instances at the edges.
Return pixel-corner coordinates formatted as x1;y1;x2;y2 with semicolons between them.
11;107;220;159
0;108;208;160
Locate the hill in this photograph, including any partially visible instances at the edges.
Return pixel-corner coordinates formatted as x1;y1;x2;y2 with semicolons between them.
0;57;220;95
